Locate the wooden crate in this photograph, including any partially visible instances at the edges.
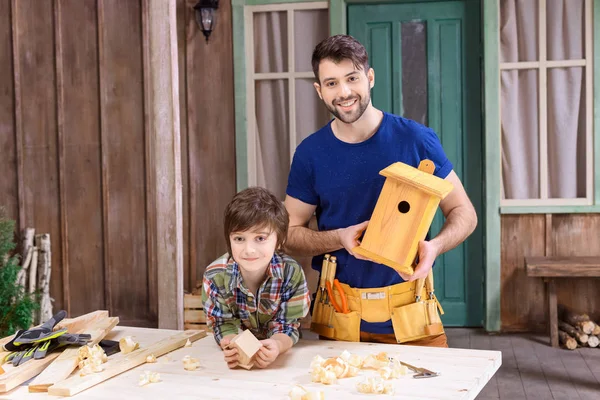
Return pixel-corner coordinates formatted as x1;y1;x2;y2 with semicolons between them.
184;293;210;331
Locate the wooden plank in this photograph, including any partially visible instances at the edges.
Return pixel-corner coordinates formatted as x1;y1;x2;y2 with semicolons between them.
183;294;203;309
546;280;558;348
551;214;600;324
558;343;600;399
501;215;546;331
526;256;600;277
48;330;206;397
12;0;64;312
184;310;206;323
98;0;149;324
0;353;60;393
144;0;184;330
531;333;581;400
175;0;191;294
54;0;104;316
510;335;553;399
186;0;236;282
56;310;109;333
0;0;19;223
489;335;526;399
28;316;119;392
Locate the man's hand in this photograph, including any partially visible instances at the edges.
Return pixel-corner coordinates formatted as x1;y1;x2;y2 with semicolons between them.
338;220;370;260
399;240;441;281
254;338;281;369
220;336;240;369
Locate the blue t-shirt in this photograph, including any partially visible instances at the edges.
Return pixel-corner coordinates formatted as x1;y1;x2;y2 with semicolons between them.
286;112;453;334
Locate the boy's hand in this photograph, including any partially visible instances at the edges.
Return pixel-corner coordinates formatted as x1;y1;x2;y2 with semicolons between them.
254;338;280;368
219;336;239;369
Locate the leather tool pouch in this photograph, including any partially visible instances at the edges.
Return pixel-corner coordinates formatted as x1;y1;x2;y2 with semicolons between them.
390;296;444;343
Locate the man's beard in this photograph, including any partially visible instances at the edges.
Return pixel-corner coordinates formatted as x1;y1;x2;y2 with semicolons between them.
325;92;370;124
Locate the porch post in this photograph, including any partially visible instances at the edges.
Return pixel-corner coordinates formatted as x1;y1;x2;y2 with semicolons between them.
143;0;184;330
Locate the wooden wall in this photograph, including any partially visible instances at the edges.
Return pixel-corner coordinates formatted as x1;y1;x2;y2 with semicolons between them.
501;214;600;331
0;0;235;327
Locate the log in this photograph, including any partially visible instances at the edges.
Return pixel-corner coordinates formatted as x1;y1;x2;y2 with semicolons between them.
562;308;595;335
28;247;38;295
558;321;588;344
17;228;35;288
587;335;599;348
36;234;52;323
592;323;600;336
558;330;577;350
16;246;32;288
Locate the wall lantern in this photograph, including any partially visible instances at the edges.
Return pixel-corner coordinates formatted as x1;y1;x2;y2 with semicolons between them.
194;0;219;43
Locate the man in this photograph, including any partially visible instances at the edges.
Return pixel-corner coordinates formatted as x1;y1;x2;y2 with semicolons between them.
284;34;477;347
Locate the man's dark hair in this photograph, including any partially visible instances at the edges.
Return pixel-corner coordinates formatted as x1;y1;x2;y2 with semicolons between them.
311;34;370;82
223;187;289;256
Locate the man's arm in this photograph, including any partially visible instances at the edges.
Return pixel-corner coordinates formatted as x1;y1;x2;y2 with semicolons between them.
407;170;478;280
283;195;369;257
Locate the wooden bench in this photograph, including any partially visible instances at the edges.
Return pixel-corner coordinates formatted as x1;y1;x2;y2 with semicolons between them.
525;256;600;347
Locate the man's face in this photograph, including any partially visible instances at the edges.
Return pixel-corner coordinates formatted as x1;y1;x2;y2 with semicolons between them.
314;58;374;124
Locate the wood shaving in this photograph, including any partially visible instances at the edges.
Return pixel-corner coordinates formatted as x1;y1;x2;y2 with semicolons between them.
119;336;140;354
362;352;390;369
138;370;161;386
182;355;200;371
288;385;325;400
184;339;192;347
77;344;107;376
146;354;157;363
309;355;358;384
356;376;394;395
339;350;364;368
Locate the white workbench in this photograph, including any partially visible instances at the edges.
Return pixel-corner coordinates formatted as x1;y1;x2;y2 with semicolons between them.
3;326;501;400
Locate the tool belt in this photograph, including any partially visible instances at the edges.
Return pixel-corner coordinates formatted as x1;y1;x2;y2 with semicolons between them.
311;270;445;343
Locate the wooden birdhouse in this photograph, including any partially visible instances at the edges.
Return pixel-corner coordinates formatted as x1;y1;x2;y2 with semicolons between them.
226;329;262;370
353;160;454;276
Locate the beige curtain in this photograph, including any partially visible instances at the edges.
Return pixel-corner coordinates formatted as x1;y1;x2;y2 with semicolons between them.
501;0;586;200
253;9;329;200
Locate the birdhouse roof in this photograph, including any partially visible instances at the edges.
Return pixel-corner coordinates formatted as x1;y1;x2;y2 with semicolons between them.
379;162;454;199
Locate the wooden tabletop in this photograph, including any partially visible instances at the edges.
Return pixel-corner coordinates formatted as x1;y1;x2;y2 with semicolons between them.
4;326;501;400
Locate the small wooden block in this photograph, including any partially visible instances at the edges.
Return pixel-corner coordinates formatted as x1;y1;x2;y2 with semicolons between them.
227;330;262;370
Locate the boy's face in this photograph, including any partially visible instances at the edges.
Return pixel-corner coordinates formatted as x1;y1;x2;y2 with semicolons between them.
229;227;278;273
314;58;374;124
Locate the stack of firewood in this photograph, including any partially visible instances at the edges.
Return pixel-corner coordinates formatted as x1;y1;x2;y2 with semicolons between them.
558;306;600;350
14;228;53;325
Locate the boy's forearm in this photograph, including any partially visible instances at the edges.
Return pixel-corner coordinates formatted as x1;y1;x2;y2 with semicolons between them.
271;333;294;354
285;226;342;256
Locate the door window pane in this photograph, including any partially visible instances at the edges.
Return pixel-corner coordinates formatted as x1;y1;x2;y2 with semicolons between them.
295;79;330;144
546;0;584;61
254;12;288;73
547;67;586;198
255;79;289;199
294;10;328;73
500;0;538;62
501;69;539;199
401;21;427;126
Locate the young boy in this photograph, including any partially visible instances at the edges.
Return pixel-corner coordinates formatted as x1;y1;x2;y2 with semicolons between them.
201;187;311;369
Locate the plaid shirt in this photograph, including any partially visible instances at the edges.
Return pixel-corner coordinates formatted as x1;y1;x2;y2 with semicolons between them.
201;252;311;345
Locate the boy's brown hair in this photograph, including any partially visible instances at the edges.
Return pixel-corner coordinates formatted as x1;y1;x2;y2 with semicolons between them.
311;34;370;82
223;187;289;256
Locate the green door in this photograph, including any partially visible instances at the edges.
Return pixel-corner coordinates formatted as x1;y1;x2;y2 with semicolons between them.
348;0;483;326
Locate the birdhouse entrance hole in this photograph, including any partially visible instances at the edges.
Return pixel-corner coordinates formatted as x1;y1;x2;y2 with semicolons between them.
398;201;410;214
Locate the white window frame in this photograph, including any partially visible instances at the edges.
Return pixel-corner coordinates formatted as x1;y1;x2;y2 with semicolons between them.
244;2;328;186
500;0;593;207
